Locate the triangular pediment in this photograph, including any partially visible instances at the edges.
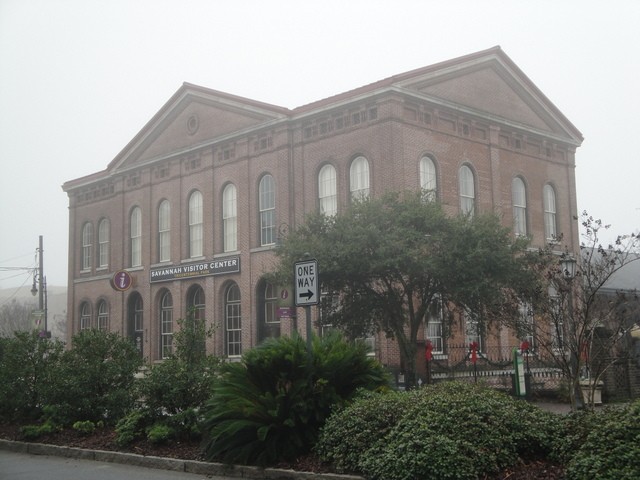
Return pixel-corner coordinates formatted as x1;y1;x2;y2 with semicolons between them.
109;84;290;172
393;48;582;144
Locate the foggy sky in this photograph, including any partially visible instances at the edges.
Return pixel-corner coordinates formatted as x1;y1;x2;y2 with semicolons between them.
1;0;639;296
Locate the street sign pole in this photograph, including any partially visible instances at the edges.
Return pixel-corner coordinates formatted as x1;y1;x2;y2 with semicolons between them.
294;259;319;357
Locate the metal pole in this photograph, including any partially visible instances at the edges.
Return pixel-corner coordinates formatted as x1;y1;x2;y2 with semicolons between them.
38;235;44;315
305;305;312;360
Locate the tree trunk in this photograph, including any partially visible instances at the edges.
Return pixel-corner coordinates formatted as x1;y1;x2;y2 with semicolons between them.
398;337;418;389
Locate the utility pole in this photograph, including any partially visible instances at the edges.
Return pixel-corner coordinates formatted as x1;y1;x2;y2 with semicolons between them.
31;235;49;337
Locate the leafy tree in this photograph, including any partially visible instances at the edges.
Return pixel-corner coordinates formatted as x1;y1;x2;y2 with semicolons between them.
274;191;532;388
0;331;64;422
201;331;389;466
513;212;640;410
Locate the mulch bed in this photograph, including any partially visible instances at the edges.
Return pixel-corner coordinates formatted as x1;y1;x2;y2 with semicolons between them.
0;423;565;479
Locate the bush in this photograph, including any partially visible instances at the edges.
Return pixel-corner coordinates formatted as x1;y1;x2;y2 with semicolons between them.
115;410;152;447
564;401;640;480
315;389;417;473
132;313;220;441
20;420;58;440
72;420;98;435
316;381;563;479
201;332;389;466
0;332;64;422
48;329;142;426
147;423;174;444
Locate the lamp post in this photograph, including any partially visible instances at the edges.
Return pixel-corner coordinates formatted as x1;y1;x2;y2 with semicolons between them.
559;254;582;409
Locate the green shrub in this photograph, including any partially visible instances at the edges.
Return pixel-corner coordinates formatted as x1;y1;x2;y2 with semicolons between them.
132;313;220;441
20;420;58;440
115;410;152;447
146;423;174;444
201;332;389;466
315;389;417;472
317;381;563;479
564;401;640;480
0;332;64;423
72;420;97;435
48;329;142;426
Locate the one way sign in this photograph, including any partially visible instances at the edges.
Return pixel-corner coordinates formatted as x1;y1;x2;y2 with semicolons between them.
294;259;319;306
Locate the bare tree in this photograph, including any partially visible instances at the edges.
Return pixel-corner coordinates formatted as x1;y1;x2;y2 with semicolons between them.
516;212;639;410
0;298;37;337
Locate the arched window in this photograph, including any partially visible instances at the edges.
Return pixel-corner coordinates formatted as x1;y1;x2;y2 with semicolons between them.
259;175;276;246
133;295;143;332
81;223;93;271
97;300;109;331
543;184;557;242
350;156;370;200
512;177;527;236
80;302;91;330
158;200;171;262
318;164;337;216
187;285;206;356
225;283;242;357
223;184;237;252
128;293;144;357
160;291;173;359
188;285;205;322
458;165;475;216
130;207;142;267
188;191;203;258
419;156;437;201
258;280;279;342
98;219;109;268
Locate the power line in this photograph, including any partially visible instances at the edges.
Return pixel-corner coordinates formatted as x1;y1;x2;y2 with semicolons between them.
0;273;34;307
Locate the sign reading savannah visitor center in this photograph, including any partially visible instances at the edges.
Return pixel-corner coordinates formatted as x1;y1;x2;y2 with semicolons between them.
150;255;240;283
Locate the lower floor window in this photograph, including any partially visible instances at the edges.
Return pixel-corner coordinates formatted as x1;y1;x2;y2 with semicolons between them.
160;292;173;359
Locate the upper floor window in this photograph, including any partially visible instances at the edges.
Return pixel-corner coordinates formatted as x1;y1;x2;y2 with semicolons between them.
259;175;276;246
318;164;337;216
80;302;91;330
130;207;142;267
188;191;203;258
98;219;109;268
81;222;93;271
419;155;437;201
158;200;171;262
223;184;238;252
458;165;475;216
350;156;370;201
543;184;557;242
512;177;527;236
225;283;242;357
97;300;109;331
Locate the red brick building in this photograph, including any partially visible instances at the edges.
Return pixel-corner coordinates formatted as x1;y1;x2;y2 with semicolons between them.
62;47;583;373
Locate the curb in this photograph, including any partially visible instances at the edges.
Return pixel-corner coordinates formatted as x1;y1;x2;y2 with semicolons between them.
0;439;363;480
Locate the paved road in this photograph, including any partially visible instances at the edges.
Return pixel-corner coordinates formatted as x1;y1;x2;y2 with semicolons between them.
0;450;236;480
